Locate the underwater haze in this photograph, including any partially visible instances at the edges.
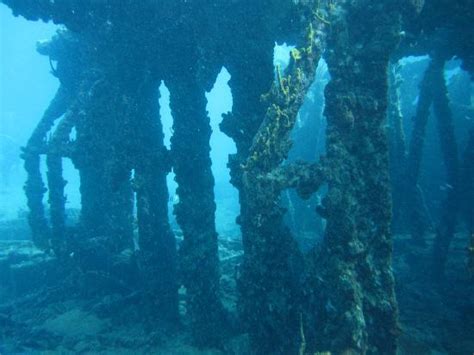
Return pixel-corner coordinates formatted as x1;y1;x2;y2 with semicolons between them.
0;1;473;354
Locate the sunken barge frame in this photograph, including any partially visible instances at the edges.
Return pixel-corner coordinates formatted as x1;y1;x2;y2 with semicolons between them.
2;0;474;354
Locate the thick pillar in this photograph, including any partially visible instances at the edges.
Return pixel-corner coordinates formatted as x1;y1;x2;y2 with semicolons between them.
167;73;224;346
134;82;178;325
314;1;401;353
74;77;134;253
46;113;75;256
220;42;277;353
431;57;460;278
221;10;327;352
238;56;323;355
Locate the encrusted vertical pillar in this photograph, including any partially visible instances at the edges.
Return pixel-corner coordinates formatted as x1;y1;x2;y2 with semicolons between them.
74;77;134;253
221;7;328;350
167;73;224;346
388;63;407;232
237;24;323;351
46;113;76;256
431;57;460;278
220;45;275;246
314;1;401;353
220;41;277;352
22;86;71;249
404;59;438;244
134;81;178;325
23;151;50;249
22;29;85;252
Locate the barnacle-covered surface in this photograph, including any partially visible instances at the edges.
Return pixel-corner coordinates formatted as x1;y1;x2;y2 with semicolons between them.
0;0;473;354
306;1;402;353
234;10;327;354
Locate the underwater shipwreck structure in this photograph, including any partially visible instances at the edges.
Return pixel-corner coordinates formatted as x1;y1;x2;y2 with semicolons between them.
1;0;473;354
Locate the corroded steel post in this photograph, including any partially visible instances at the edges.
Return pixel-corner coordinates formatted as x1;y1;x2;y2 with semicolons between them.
313;1;402;353
74;78;135;253
388;64;408;233
168;73;225;346
431;57;461;278
220;2;328;351
46;112;75;256
22;87;71;249
404;59;438;244
134;81;179;325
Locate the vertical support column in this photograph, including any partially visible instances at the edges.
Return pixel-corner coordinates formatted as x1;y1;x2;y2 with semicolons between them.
75;79;110;242
235;21;323;354
404;60;438;244
388;64;407;232
431;57;460;278
134;82;178;325
46;113;75;256
220;44;278;353
22;86;71;249
167;75;224;346
46;151;66;250
75;78;134;253
315;1;401;353
23;151;50;249
220;43;275;258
